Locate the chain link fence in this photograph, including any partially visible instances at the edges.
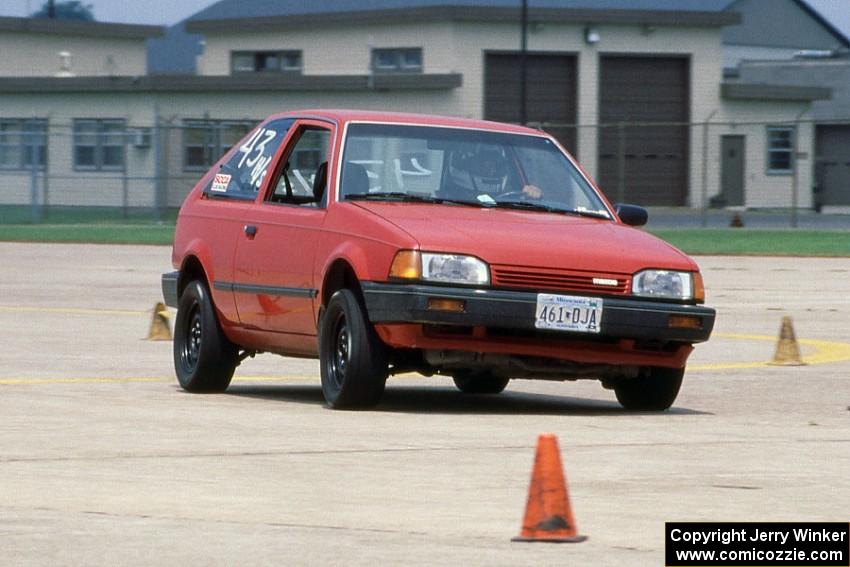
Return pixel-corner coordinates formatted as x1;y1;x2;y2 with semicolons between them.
1;117;848;228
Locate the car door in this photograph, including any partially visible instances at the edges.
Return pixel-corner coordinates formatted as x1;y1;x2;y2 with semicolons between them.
232;119;335;336
192;118;294;326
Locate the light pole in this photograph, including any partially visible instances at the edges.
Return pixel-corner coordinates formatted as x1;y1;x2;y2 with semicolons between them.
519;0;528;125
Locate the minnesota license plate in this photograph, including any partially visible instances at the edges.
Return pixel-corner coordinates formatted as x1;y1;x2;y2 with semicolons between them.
534;294;603;333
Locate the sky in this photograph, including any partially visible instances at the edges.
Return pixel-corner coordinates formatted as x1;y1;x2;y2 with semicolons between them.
0;0;847;36
0;0;215;25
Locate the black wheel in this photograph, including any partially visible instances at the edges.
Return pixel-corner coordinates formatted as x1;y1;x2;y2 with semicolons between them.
614;367;684;411
319;289;388;409
173;280;238;392
452;371;510;394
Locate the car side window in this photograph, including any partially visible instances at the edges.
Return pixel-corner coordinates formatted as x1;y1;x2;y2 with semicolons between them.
268;127;331;206
204;118;294;200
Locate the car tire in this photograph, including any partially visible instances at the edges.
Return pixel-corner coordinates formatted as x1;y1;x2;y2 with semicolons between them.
614;367;684;411
452;371;510;394
319;289;388;409
173;280;238;393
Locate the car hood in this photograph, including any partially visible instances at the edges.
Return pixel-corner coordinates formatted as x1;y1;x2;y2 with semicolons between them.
351;202;697;273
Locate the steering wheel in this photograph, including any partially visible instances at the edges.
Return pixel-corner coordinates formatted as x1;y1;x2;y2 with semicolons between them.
496;190;531;201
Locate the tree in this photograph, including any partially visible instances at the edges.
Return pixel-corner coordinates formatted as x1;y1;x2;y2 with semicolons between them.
32;1;95;21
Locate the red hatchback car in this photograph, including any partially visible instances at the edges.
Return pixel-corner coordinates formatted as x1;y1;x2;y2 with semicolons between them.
162;110;714;410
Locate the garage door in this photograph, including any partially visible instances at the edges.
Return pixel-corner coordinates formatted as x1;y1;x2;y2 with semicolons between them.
815;125;850;206
484;53;577;154
598;56;690;206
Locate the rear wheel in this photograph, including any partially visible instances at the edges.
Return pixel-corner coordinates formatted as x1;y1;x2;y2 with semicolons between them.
614;367;684;411
452;371;510;394
319;289;388;409
173;280;238;392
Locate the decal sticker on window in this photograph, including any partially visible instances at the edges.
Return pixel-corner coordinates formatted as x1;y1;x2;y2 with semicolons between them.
211;173;231;192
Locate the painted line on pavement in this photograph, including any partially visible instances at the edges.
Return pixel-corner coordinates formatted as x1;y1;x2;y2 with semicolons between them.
689;332;850;371
0;306;145;317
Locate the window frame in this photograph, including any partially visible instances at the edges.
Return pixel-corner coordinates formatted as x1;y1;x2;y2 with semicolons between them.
371;48;423;74
0;118;48;171
72;118;126;172
264;120;335;209
230;50;303;74
766;125;795;176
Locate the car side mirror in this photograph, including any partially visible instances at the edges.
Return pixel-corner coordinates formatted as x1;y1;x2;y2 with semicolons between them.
614;203;648;227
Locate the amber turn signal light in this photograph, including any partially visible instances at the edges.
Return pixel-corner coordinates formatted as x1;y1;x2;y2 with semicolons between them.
427;298;465;313
668;315;703;329
693;272;705;303
389;250;421;279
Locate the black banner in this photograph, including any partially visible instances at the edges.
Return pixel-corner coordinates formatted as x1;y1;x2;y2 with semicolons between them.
666;522;849;567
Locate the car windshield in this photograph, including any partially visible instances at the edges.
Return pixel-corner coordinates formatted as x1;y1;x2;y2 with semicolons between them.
339;123;611;218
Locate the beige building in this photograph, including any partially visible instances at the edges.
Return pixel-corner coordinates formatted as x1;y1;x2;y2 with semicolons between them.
0;17;160;77
0;4;832;213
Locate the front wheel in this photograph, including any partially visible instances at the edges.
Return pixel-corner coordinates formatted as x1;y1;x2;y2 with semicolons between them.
614;367;684;411
319;289;388;409
173;280;238;392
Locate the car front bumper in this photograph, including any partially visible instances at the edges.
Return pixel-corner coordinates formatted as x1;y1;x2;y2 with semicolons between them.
162;271;179;308
361;282;715;344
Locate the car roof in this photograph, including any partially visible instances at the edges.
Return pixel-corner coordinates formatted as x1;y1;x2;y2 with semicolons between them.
265;109;546;136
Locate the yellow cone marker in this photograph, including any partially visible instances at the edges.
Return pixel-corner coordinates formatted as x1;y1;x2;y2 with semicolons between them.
147;302;172;341
769;316;805;366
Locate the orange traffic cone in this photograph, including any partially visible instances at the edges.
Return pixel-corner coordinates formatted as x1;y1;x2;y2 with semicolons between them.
769;315;805;366
147;301;172;341
512;434;587;543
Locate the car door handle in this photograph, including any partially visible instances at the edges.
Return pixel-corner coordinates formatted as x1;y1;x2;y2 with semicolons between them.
244;224;258;238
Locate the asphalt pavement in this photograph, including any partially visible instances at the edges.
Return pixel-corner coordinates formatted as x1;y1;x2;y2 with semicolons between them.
0;243;848;566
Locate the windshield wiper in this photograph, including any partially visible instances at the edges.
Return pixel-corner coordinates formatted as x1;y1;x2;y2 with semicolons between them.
346;193;487;207
492;200;610;219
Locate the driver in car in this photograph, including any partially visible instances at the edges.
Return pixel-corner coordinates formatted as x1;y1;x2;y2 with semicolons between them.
443;146;543;201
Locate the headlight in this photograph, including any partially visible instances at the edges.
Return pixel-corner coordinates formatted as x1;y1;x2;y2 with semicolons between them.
389;250;490;285
632;270;696;301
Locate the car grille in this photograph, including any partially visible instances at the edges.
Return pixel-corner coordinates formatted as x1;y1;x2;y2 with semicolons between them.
491;265;631;295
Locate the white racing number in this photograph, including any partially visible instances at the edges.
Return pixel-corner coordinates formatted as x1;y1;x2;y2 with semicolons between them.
238;127;278;190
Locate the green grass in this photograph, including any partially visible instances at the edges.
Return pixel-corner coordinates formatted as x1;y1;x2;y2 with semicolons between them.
0;224;174;245
0;216;847;255
0;205;178;225
649;229;850;257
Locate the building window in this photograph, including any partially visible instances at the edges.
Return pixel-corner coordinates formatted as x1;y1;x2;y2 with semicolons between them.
231;51;302;74
73;119;126;171
372;48;422;73
0;119;47;170
184;119;256;170
767;126;795;174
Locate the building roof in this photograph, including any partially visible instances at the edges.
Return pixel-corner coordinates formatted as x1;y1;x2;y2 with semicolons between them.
0;73;463;94
795;0;850;47
186;0;739;32
0;16;163;39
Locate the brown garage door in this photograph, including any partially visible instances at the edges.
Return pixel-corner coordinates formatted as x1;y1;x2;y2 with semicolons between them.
815;125;850;206
598;56;690;206
484;53;577;154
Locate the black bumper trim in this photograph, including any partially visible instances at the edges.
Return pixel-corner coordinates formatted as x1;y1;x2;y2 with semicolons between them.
162;271;179;308
361;282;715;343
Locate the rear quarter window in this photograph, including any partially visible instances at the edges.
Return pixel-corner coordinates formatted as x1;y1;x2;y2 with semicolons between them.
204;118;295;200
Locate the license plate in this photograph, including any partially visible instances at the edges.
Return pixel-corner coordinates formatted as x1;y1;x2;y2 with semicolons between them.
534;294;603;333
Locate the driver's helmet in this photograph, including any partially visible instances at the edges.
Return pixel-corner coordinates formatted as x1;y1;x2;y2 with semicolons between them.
447;145;508;195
